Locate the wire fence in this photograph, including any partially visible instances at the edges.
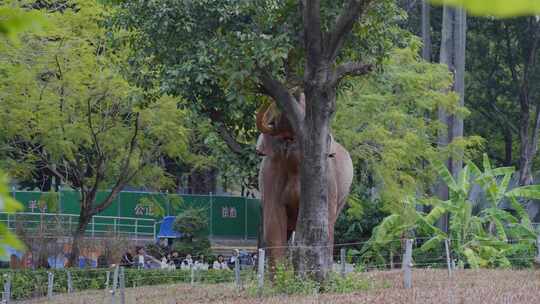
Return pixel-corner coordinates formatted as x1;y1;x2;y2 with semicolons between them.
2;235;539;303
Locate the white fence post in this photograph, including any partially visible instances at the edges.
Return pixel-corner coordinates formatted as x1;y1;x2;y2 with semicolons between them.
67;270;73;294
235;253;241;290
3;273;11;304
119;267;126;304
340;248;346;278
402;239;413;289
105;271;111;289
47;272;54;299
111;265;119;304
257;249;265;296
445;239;452;277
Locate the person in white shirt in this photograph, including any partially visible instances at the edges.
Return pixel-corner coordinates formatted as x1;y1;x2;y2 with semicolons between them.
194;255;209;270
180;254;193;270
213;255;228;270
136;248;145;269
160;256;169;269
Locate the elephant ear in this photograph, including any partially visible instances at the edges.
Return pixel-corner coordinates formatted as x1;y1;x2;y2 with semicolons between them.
256;134;273;156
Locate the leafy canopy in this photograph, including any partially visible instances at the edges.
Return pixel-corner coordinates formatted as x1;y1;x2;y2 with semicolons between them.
334;43;478;212
0;1;189;207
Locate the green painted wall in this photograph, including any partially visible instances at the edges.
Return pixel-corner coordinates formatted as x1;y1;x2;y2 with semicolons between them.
10;190;261;239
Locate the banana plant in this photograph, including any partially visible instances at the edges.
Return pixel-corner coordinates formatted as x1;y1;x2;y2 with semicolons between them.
423;154;538;268
362;154;539;268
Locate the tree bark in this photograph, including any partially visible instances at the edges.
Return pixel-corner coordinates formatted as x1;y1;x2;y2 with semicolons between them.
437;5;466;232
259;0;373;283
293;74;335;282
67;197;94;267
421;0;431;62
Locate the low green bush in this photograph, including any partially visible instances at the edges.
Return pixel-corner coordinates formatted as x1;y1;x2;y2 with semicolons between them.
251;264;372;296
0;268;241;300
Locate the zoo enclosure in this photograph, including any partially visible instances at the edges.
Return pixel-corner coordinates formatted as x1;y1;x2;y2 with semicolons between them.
8;190;261;240
2;235;540;303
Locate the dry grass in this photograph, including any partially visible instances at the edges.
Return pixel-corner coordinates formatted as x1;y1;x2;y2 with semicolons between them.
23;269;540;304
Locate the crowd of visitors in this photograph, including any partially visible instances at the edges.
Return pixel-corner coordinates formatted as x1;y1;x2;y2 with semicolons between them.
3;245;257;271
120;248;257;271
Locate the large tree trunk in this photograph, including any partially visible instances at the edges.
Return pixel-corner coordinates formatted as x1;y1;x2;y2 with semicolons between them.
437;5;466;232
518;95;540;186
67;204;93;267
421;0;431;62
294;79;335;282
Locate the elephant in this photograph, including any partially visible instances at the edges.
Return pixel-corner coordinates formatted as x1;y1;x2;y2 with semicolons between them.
256;95;354;269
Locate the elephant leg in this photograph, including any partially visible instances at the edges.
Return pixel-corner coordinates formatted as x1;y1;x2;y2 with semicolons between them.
263;203;287;273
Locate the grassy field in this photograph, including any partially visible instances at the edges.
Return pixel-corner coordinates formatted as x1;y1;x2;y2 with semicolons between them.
23;269;540;304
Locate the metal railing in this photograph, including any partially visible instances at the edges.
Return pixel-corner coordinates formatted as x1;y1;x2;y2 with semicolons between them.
0;212;156;240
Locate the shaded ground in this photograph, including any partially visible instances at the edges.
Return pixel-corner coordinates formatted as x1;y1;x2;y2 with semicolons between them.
23;269;540;304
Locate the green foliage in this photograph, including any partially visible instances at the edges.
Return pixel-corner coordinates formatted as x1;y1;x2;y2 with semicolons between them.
0;172;25;257
172;208;211;257
0;1;190;217
430;0;540;17
110;0;410;193
271;264;319;295
334;44;479;212
266;264;371;295
325;273;370;293
0;4;47;42
363;154;538;269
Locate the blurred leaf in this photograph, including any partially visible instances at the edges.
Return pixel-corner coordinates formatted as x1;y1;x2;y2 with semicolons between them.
430;0;540;17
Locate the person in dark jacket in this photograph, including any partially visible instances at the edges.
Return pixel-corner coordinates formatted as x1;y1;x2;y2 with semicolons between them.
121;250;134;268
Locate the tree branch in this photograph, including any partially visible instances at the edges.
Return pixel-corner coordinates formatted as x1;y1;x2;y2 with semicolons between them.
204;107;247;155
259;71;304;136
302;0;324;74
331;61;373;86
91;114;141;215
324;0;374;62
214;122;246;154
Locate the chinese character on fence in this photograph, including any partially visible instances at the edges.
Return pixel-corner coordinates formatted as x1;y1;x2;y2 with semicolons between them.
229;207;237;218
222;207;229;218
134;204;154;216
29;200;37;213
134;204;145;216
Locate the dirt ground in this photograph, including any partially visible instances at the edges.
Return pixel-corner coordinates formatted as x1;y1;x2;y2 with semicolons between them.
22;269;540;304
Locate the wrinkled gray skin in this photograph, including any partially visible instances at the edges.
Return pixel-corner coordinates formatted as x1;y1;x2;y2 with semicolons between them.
256;100;353;269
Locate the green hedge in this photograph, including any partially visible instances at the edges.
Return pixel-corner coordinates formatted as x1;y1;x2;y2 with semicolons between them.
0;268;244;300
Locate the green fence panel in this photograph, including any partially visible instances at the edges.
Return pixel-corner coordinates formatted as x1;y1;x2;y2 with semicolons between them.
11;191;261;240
60;191;81;215
14;191;45;213
210;196;246;238
246;198;261;239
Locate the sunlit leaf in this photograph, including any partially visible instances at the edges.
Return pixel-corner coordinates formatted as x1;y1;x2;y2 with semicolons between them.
430;0;540;17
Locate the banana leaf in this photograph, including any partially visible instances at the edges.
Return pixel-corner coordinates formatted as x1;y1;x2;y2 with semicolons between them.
434;160;458;192
507;196;531;226
419;235;446;252
506;184;540;200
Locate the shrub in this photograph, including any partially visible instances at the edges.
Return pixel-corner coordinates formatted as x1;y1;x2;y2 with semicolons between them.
271;264;319;295
172;208;212;257
0;268;244;300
